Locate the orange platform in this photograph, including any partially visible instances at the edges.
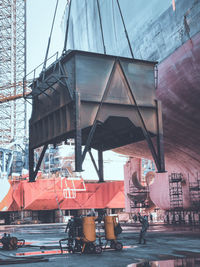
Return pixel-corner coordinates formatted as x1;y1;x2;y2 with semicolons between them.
0;178;124;211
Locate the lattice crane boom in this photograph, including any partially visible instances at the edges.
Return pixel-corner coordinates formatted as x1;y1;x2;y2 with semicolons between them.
0;93;24;104
0;0;27;147
0;81;31;103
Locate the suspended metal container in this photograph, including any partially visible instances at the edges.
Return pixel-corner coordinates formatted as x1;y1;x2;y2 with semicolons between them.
27;50;165;181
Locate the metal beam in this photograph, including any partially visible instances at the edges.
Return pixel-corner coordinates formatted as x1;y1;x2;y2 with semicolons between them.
81;60;116;164
74;91;82;172
29;147;35;182
89;150;100;178
29;144;48;182
156;100;165;172
82;122;98;163
98;149;104;182
118;60;165;172
88;149;104;182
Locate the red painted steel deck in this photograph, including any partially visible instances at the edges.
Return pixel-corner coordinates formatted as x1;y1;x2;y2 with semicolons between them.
0;178;124;212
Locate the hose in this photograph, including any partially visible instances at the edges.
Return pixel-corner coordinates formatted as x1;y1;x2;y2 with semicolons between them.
42;0;59;71
0;251;45;260
0;257;48;265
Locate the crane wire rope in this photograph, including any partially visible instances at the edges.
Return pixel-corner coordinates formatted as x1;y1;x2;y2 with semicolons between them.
96;0;106;54
42;0;59;72
112;0;118;45
62;0;133;59
116;0;134;58
63;0;72;53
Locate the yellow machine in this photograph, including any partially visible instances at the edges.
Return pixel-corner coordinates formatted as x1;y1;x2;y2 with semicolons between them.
104;216;117;240
82;217;96;243
104;215;123;251
80;216;102;253
59;215;123;254
59;216;102;254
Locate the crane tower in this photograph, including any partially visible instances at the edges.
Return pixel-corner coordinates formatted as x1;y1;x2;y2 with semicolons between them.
0;0;27;148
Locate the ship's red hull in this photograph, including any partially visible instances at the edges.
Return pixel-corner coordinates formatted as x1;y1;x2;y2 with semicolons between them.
118;32;200;210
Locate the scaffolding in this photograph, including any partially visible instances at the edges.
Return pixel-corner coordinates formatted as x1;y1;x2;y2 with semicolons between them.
0;0;27;147
167;173;184;224
169;172;183;210
129;183;149;210
166;173;200;225
189;173;200;209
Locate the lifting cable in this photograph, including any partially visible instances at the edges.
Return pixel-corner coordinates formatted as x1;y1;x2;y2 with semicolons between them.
63;0;72;54
62;0;133;59
42;0;59;72
96;0;106;54
116;0;134;58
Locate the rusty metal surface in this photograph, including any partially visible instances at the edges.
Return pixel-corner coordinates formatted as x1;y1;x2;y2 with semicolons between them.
60;0;200;176
115;31;200;176
28;50;164;180
29;50;158;150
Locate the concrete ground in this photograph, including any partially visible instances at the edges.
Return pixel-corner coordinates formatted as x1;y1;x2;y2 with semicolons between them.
0;223;200;266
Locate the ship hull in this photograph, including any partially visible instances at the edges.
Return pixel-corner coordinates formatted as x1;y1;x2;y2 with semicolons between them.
119;32;200;210
65;0;200;210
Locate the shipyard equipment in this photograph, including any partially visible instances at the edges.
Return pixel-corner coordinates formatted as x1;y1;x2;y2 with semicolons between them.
167;173;185;224
59;215;123;254
59;216;102;254
103;215;123;251
0;233;25;250
189;175;200;209
26;50;165;182
169;173;183;210
127;171;152;210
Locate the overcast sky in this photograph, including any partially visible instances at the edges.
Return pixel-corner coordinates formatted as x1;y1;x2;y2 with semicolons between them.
26;0;128;181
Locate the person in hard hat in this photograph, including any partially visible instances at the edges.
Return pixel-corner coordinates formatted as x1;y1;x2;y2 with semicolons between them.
138;213;149;244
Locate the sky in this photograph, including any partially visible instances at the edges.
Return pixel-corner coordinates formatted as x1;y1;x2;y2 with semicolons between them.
26;0;67;72
26;0;128;181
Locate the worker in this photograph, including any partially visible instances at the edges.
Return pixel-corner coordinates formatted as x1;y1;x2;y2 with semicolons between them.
87;209;96;217
150;213;153;223
1;233;10;250
95;209;106;245
95;209;106;223
138;213;149;244
65;218;75;238
0;233;18;250
133;214;138;223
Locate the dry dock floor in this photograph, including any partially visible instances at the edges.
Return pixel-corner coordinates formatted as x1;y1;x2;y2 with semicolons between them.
0;223;200;266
